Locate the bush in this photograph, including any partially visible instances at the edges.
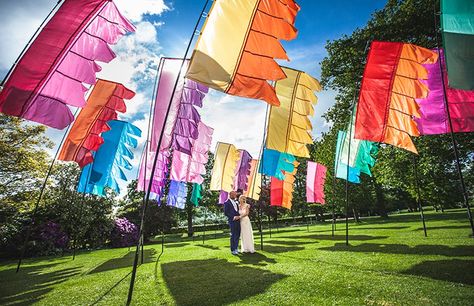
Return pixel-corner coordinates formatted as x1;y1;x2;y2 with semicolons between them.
30;221;69;256
110;217;139;247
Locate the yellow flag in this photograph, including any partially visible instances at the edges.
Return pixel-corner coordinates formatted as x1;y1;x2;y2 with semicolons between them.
210;142;241;192
266;67;321;157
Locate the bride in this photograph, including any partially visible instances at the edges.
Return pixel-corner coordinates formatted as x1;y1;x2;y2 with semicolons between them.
238;195;255;253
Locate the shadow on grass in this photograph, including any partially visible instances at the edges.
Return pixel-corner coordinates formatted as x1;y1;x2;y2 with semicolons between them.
351;226;410;230
196;244;220;250
320;243;474;257
413;225;469;231
0;263;81;305
403;259;474;285
165;243;189;248
265;240;318;246
239;252;277;266
280;234;388;241
263;244;305;253
88;249;156;274
161;259;285;305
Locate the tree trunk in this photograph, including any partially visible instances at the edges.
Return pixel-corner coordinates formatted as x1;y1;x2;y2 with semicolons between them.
372;178;388;218
186;202;193;237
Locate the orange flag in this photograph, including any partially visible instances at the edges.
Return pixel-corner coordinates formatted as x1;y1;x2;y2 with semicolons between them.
58;79;135;167
186;0;300;106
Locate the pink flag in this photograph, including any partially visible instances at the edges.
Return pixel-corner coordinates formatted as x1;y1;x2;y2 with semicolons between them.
0;0;134;129
306;161;327;204
415;49;474;135
170;122;214;184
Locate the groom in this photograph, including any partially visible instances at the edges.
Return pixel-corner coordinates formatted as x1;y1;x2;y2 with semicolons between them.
224;191;240;255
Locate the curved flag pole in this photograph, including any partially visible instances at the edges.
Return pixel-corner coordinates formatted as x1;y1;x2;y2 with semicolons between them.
411;155;428;237
126;1;211;304
1;0;63;87
433;6;474;236
15;106;81;272
138;58;164;264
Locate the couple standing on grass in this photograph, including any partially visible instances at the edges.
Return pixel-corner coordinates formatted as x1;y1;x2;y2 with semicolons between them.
223;190;255;255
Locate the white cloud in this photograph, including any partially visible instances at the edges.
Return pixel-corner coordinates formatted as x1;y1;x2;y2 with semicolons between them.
114;0;169;22
134;21;158;44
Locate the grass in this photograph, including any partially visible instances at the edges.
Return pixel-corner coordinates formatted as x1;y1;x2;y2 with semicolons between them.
1;208;473;305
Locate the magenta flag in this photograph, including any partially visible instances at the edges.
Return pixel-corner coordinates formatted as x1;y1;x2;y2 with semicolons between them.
0;0;134;129
306;161;327;204
218;150;252;204
415;49;474;135
170;122;214;184
137;59;187;197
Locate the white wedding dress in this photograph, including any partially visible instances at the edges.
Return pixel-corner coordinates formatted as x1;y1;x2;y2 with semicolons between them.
239;204;255;253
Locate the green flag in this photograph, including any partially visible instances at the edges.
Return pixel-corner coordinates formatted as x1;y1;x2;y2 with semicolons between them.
441;0;474;89
191;183;202;207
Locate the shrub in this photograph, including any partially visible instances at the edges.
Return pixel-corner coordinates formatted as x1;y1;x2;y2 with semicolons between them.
110;217;139;247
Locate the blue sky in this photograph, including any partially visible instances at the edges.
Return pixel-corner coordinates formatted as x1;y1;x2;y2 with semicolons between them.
0;0;386;195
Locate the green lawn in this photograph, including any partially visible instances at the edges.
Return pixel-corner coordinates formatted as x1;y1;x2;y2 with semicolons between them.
1;208;473;305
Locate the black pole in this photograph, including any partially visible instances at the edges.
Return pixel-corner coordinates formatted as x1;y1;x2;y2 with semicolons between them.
433;10;474;236
332;175;336;236
412;155;428;237
344;103;356;246
259;201;263;250
202;205;207;244
1;0;63;87
16;107;80;273
126;2;210;304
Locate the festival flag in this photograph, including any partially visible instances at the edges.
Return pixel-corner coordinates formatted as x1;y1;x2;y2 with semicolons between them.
167;180;187;209
186;0;300;106
266;67;321;157
306;161;326;204
415;49;474;134
172;79;208;155
0;0;134;129
244;159;262;201
170;122;214;184
334;125;378;184
191;183;202;206
77;120;141;196
218;149;252;203
270;161;299;209
58;80;134;167
355;41;438;153
260;148;296;180
138;58;191;198
441;0;474;90
209;142;240;192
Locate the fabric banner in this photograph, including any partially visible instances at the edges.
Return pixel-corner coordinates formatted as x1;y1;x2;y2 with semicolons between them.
209;142;240;192
244;159;262;201
0;0;134;129
355;41;438;153
186;0;300;106
58;80;134;167
334;128;378;184
167;180;187;209
170;122;214;184
441;0;474;90
270;161;299;209
266;67;321;157
306;161;326;204
415;49;474;134
137;58;189;197
190;183;202;206
218;149;253;204
260;148;296;180
77;120;141;196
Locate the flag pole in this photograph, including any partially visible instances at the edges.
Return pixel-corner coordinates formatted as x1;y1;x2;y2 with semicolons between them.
202;204;207;244
15;107;80;273
126;1;211;304
433;6;474;236
1;0;63;87
344;101;355;246
411;154;428;237
331;174;336;237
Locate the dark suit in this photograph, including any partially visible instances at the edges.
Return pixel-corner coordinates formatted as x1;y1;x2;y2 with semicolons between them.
224;198;241;252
